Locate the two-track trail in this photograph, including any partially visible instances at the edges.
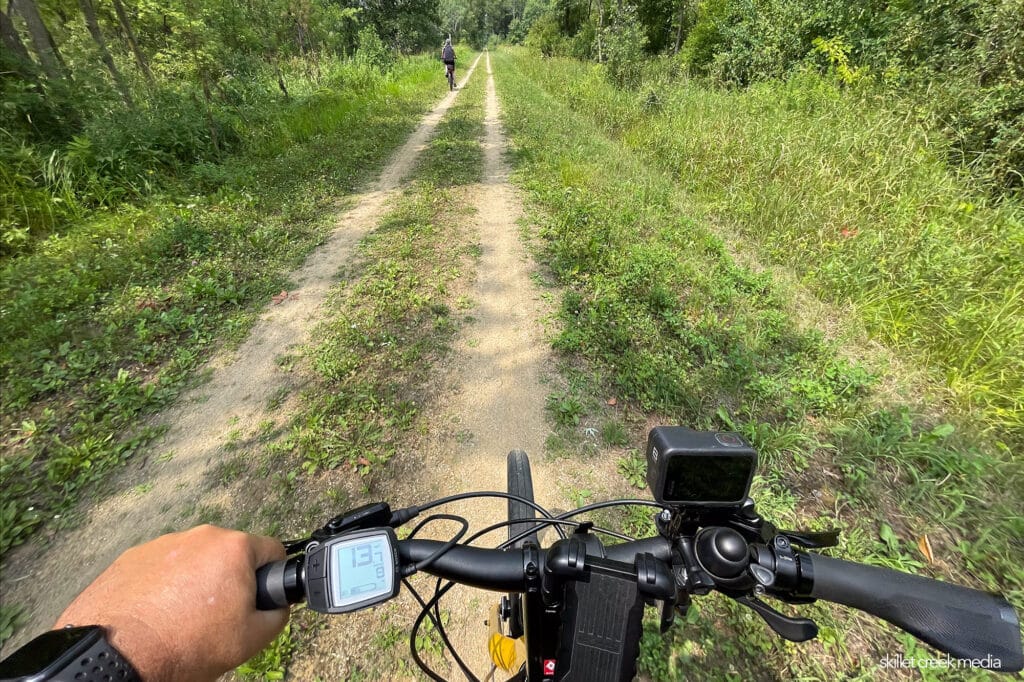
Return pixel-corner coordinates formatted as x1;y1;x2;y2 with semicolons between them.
0;54;484;654
285;51;575;681
410;50;564;677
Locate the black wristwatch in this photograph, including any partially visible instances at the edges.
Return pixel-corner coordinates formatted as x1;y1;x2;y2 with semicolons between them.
0;625;141;682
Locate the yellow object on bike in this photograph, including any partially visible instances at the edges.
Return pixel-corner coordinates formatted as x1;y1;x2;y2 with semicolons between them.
487;602;526;673
488;632;525;673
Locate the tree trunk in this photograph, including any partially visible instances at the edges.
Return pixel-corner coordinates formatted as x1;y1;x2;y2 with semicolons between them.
78;0;133;105
1;2;32;66
274;59;289;101
111;0;153;83
201;74;219;153
673;0;688;54
11;0;63;79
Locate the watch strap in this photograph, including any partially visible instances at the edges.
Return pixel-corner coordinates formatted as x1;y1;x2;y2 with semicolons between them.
50;633;140;682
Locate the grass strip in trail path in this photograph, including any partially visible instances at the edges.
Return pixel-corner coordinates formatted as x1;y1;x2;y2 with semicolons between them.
0;54;483;653
208;62;489;681
492;48;1022;681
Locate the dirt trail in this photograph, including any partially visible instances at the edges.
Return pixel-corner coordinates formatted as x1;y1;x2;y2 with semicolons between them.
0;54;483;654
284;50;573;681
415;50;563;676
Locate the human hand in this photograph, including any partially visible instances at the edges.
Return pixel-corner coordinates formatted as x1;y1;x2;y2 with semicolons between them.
56;525;288;682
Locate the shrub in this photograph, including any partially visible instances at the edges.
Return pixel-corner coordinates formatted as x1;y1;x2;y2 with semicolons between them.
602;6;647;88
355;26;394;72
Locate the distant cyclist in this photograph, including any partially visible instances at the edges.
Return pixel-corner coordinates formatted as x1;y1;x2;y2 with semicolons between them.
441;37;456;90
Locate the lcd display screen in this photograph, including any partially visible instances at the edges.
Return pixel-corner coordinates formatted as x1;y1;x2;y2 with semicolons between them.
329;534;394;609
662;454;753;503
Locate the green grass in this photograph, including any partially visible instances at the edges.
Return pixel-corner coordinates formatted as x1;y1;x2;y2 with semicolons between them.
0;56;444;559
287;57;485;480
511;53;1024;447
492;47;1022;680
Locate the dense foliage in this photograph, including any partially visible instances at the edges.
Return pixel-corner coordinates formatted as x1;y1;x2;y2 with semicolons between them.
0;0;458;560
512;0;1023;196
0;0;444;253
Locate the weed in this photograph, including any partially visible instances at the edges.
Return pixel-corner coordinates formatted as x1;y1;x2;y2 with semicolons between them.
601;419;630;446
224;429;242;450
236;622;295;680
373;623;405;651
566;487;593;508
617;450;647;489
415;610;450;658
266;386;291;411
257;420;276;441
546;392;583;426
0;603;24;648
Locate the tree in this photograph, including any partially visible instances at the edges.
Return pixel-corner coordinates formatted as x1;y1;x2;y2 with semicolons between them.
635;0;674;53
1;1;30;61
77;0;134;105
439;0;468;40
11;0;66;80
1;1;34;72
111;0;154;83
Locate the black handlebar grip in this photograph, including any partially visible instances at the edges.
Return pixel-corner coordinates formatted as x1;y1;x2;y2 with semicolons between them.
807;553;1023;671
255;558;304;610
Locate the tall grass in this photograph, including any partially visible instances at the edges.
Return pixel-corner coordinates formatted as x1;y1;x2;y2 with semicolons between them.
0;54;438;257
512;53;1024;446
493;47;1022;679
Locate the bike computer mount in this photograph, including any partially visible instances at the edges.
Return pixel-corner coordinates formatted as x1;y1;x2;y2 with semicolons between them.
303;527;401;614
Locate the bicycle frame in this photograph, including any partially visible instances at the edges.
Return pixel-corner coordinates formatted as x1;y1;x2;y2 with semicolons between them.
518;580;563;680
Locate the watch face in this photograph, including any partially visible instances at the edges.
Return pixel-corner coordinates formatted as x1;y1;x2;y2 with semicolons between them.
0;626;101;678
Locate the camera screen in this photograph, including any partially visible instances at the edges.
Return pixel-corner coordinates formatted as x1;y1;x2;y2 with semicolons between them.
663;454;753;503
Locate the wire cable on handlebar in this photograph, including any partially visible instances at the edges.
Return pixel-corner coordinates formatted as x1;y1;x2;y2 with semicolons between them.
405;514;470;574
403;577;479;682
407;505;649;682
555;498;665;519
417;492;568;540
405;499;659;682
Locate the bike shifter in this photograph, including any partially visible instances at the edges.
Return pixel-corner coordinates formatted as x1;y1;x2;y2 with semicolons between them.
734;595;818;642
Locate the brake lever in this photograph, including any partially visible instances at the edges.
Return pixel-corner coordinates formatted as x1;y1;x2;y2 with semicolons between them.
734;594;818;642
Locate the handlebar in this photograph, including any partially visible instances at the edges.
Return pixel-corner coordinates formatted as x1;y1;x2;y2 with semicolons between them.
806;553;1022;668
255;536;675;606
255;529;1022;671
